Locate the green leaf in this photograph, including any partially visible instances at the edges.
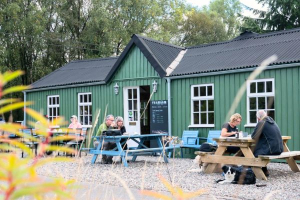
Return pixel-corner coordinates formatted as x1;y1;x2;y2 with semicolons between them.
2;85;31;96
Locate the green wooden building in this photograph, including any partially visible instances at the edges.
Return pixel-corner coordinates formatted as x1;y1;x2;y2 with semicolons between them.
25;28;300;157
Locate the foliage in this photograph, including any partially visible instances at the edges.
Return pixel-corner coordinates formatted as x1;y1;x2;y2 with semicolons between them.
0;70;75;199
141;175;206;200
241;0;300;32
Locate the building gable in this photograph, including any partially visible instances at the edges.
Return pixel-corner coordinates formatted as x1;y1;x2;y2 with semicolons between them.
111;45;160;81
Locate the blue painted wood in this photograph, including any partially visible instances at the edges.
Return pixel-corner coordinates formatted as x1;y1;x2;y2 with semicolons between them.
89;134;170;167
206;130;222;145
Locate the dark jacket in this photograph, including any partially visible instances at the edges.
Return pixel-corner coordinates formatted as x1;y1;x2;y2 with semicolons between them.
251;116;283;157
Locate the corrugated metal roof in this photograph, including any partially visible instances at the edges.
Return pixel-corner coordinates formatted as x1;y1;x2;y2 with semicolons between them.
171;28;300;76
30;57;118;90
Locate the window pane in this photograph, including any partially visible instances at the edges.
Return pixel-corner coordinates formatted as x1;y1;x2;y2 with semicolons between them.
129;100;132;110
89;116;92;124
200;100;206;111
194;87;199;97
250;98;256;110
89;105;92;114
57;108;59;116
200;87;206;96
257;82;265;93
268;111;275;120
201;113;207;124
266;81;272;92
208;113;214;124
128;89;132;99
84;95;87;102
133;89;137;99
134;100;137;110
193;101;199;112
89;94;91;102
208;100;214;111
53;108;56;116
49;98;52;105
49;108;52;116
207;86;212;96
258;97;265;109
267;97;274;109
250;111;256;123
57;97;59;105
80;116;84;125
80;95;83;103
193;113;199;124
250;82;256;93
134;111;137;121
80;106;83;115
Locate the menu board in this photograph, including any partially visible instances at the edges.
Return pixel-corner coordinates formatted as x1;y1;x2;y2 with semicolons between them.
150;100;168;134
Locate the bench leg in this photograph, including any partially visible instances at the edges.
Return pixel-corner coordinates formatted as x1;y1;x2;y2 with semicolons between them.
286;157;300;172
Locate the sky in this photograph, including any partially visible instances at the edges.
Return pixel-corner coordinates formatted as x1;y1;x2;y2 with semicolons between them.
185;0;267;18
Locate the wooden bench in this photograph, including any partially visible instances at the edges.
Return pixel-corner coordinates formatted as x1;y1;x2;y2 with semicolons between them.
258;151;300;172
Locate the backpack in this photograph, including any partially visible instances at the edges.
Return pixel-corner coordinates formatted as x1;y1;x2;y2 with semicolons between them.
199;142;217;152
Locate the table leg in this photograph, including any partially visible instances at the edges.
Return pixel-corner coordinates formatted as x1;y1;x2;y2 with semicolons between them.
286;157;300;172
132;138;144;162
116;142;128;167
91;138;103;164
204;146;226;173
240;147;267;180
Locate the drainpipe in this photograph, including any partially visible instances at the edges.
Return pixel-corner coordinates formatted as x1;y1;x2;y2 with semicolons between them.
167;78;171;137
23;91;26;126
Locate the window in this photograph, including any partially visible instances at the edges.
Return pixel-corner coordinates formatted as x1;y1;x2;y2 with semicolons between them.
191;84;214;127
247;79;275;125
47;95;59;125
78;93;92;127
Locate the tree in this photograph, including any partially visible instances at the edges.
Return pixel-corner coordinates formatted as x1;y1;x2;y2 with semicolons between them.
242;0;300;31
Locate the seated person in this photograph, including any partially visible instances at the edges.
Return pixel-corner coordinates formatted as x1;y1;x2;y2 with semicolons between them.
95;114;115;164
251;110;283;177
68;115;82;129
221;113;242;154
115;116;127;150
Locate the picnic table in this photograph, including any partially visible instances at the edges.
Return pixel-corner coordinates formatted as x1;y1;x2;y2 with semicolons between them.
89;133;174;167
196;136;300;180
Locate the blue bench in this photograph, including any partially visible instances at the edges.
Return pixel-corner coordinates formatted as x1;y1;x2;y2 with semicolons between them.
180;130;221;158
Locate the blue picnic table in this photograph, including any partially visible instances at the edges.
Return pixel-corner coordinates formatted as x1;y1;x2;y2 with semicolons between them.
89;133;176;167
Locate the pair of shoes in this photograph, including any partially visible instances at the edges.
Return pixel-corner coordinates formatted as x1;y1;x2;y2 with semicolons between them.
262;167;270;177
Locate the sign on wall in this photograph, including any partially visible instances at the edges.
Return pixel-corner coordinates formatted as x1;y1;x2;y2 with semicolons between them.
150;100;168;134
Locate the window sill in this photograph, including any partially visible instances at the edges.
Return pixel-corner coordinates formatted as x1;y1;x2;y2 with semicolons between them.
244;124;256;128
188;124;215;128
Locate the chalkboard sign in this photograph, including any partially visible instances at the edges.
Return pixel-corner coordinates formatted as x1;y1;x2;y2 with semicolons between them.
150;100;168;134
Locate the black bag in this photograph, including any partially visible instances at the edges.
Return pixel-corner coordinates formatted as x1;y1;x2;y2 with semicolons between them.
199;142;217;152
102;129;121;136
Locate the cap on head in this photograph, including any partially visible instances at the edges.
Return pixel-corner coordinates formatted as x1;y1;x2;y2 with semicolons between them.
71;115;77;120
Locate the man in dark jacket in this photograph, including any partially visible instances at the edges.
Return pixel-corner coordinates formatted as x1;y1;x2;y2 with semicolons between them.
251;110;283;176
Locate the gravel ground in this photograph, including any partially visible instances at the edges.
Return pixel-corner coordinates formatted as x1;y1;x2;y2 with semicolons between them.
36;155;300;200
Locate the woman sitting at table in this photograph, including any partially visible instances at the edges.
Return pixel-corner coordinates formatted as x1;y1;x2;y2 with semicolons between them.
221;113;242;153
68;115;82;129
115;116;127;150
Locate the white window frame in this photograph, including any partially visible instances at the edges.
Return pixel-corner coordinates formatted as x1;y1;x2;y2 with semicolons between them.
189;83;214;128
245;78;275;127
47;95;60;127
78;92;92;128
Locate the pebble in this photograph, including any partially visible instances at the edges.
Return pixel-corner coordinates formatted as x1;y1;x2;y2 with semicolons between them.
35;155;300;200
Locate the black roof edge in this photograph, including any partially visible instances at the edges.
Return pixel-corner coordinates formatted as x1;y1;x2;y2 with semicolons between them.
105;34;167;82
